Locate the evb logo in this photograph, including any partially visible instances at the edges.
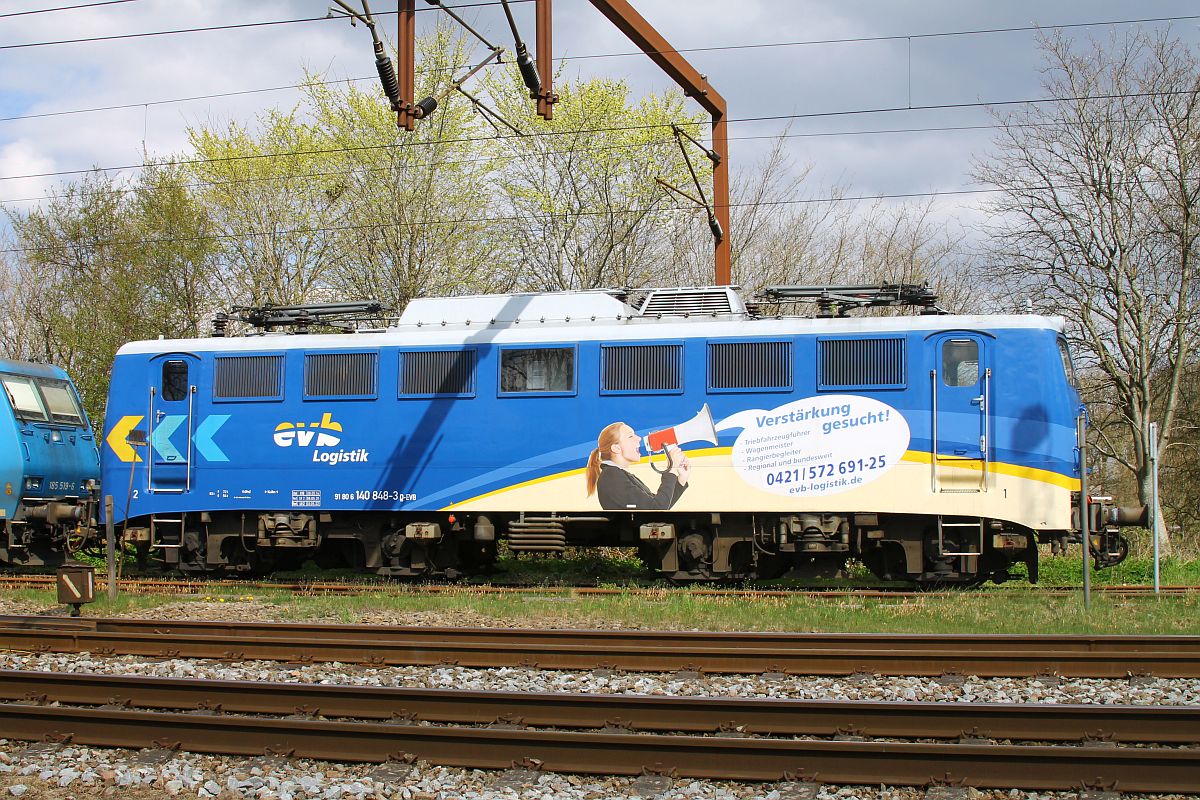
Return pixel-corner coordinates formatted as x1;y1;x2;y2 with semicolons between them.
274;412;342;447
273;412;369;465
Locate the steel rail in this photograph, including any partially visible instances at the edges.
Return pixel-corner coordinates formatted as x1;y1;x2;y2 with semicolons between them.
4;614;1197;654
0;703;1195;790
1;669;1196;743
2;574;1198;597
1;617;1197;677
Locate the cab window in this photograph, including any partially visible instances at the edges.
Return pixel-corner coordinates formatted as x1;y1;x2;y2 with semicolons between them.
36;378;85;426
162;360;189;402
1;375;48;422
941;339;979;387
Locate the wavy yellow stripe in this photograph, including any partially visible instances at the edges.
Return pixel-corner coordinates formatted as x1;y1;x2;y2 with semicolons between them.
443;447;1078;509
899;450;1081;490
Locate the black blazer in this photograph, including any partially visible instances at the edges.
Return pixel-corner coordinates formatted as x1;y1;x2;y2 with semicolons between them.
596;463;687;510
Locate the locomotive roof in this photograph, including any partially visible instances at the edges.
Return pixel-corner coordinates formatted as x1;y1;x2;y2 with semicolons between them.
116;289;1065;355
0;357;71;379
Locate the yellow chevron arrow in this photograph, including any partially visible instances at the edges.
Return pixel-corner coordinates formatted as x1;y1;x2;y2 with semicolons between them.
105;415;144;463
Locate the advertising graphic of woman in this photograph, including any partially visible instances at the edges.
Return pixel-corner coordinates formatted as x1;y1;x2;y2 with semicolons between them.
586;422;690;510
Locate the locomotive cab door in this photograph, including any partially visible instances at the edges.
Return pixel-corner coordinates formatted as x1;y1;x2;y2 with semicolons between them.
148;354;198;494
930;334;990;493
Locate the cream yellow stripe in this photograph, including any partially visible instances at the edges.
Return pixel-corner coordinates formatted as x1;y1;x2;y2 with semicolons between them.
443;447;1079;509
444;467;588;509
900;450;1080;490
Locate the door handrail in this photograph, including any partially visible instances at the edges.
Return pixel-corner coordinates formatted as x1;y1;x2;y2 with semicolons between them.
146;386;155;492
185;385;195;493
929;369;938;492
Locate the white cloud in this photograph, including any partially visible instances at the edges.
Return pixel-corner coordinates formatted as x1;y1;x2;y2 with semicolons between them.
0;139;58;213
1;0;1198;246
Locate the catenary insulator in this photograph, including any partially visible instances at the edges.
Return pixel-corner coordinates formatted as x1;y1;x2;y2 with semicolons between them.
415;96;438;118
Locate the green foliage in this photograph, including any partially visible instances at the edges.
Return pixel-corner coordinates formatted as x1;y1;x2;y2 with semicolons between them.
1032;554;1200;586
188;106;344;308
300;27;508;308
3;168;218;423
481;63;706;289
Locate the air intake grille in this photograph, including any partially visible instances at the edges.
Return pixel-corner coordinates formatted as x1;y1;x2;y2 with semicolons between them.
304;351;377;397
602;344;683;392
399;350;475;396
213;355;283;399
640;288;736;316
818;337;906;388
708;341;792;390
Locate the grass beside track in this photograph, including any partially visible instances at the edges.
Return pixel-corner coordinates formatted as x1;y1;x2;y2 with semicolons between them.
2;582;1199;636
5;552;1199;635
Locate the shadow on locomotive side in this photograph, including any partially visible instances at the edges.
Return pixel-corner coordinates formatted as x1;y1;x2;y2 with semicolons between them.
11;285;1148;587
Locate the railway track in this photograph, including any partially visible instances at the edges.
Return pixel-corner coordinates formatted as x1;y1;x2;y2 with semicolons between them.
2;614;1198;677
2;573;1198;597
0;669;1196;790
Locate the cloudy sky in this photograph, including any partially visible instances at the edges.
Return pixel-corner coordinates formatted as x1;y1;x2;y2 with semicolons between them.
2;0;1199;245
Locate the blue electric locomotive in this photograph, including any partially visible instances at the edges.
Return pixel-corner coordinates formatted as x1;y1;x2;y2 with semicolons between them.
99;286;1136;584
0;358;100;568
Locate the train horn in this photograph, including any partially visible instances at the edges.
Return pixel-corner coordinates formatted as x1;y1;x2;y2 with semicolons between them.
643;404;719;472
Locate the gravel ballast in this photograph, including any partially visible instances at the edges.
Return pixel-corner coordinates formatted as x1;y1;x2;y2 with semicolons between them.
1;598;1198;799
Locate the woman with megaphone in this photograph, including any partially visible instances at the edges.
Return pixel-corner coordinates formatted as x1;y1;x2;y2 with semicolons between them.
586;422;690;510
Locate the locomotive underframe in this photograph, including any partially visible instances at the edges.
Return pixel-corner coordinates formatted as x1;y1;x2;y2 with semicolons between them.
0;495;94;568
122;507;1059;586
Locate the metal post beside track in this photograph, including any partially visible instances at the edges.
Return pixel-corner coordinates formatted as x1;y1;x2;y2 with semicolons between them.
1078;414;1090;610
104;495;116;602
1149;421;1161;594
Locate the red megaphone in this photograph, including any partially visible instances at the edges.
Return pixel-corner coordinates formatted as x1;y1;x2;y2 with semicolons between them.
642;404;718;471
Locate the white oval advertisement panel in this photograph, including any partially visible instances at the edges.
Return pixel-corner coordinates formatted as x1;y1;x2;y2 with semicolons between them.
724;395;910;497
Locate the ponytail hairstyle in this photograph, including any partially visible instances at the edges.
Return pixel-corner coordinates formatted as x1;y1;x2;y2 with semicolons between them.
586;421;626;496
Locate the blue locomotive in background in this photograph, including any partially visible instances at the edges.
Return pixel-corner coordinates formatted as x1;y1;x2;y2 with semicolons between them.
97;285;1139;585
0;358;100;568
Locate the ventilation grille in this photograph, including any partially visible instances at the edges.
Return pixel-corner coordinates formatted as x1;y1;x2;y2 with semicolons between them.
304;351;377;397
708;341;792;390
639;288;740;316
213;355;283;399
602;344;683;392
400;350;475;396
819;337;906;388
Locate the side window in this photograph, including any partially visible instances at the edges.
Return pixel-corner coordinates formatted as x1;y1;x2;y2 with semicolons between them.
500;347;575;394
1057;338;1078;387
1;375;48;421
161;360;188;402
942;339;979;387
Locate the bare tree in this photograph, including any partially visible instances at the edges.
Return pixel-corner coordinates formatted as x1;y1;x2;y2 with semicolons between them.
2;171;203;422
660;132;963;311
975;29;1200;553
483;67;705;291
188;109;346;308
310;28;510;309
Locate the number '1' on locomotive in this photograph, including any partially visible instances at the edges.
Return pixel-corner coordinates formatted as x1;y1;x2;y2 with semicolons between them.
98;285;1141;585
